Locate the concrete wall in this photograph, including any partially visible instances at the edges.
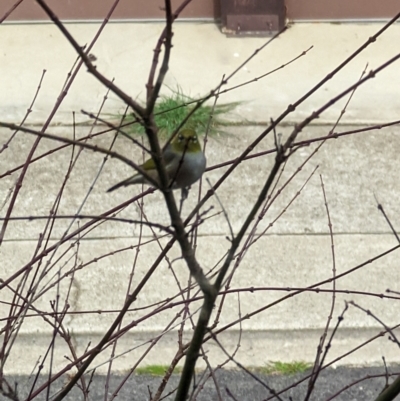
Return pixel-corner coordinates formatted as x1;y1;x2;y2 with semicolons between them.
1;21;400;373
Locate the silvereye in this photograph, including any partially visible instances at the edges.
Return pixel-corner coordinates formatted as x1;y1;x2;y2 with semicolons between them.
107;129;206;192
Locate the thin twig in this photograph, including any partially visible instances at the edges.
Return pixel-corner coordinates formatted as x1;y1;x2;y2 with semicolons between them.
36;0;145;118
81;109;151;154
0;69;46;155
0;0;25;23
374;195;400;243
304;175;337;400
206;178;234;241
349;301;400;348
0;122;159;187
0;0;124;246
210;332;283;401
206;120;400;173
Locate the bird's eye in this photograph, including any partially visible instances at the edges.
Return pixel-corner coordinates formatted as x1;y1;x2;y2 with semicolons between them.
178;134;183;141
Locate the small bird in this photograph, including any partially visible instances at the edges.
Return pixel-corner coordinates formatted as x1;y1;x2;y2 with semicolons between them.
107;129;206;192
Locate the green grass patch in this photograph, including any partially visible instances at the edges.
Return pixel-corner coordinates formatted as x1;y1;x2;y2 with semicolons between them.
117;87;240;139
254;361;312;376
135;365;182;376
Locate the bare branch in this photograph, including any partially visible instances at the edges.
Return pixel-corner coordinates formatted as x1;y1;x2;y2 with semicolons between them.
36;0;145;119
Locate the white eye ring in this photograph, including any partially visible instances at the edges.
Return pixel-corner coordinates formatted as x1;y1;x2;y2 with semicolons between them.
178;135;184;141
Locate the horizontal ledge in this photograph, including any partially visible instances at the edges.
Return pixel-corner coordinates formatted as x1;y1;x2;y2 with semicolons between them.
2;18;398;25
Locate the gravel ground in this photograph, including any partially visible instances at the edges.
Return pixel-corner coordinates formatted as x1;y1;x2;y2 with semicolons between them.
7;365;400;401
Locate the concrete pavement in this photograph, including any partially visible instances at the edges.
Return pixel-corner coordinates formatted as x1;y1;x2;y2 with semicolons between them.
1;21;400;125
1;20;400;376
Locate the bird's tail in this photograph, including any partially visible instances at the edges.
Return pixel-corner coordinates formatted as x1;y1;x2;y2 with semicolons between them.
107;175;142;192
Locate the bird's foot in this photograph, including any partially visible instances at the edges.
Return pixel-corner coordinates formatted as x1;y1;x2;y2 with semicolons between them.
179;186;190;215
